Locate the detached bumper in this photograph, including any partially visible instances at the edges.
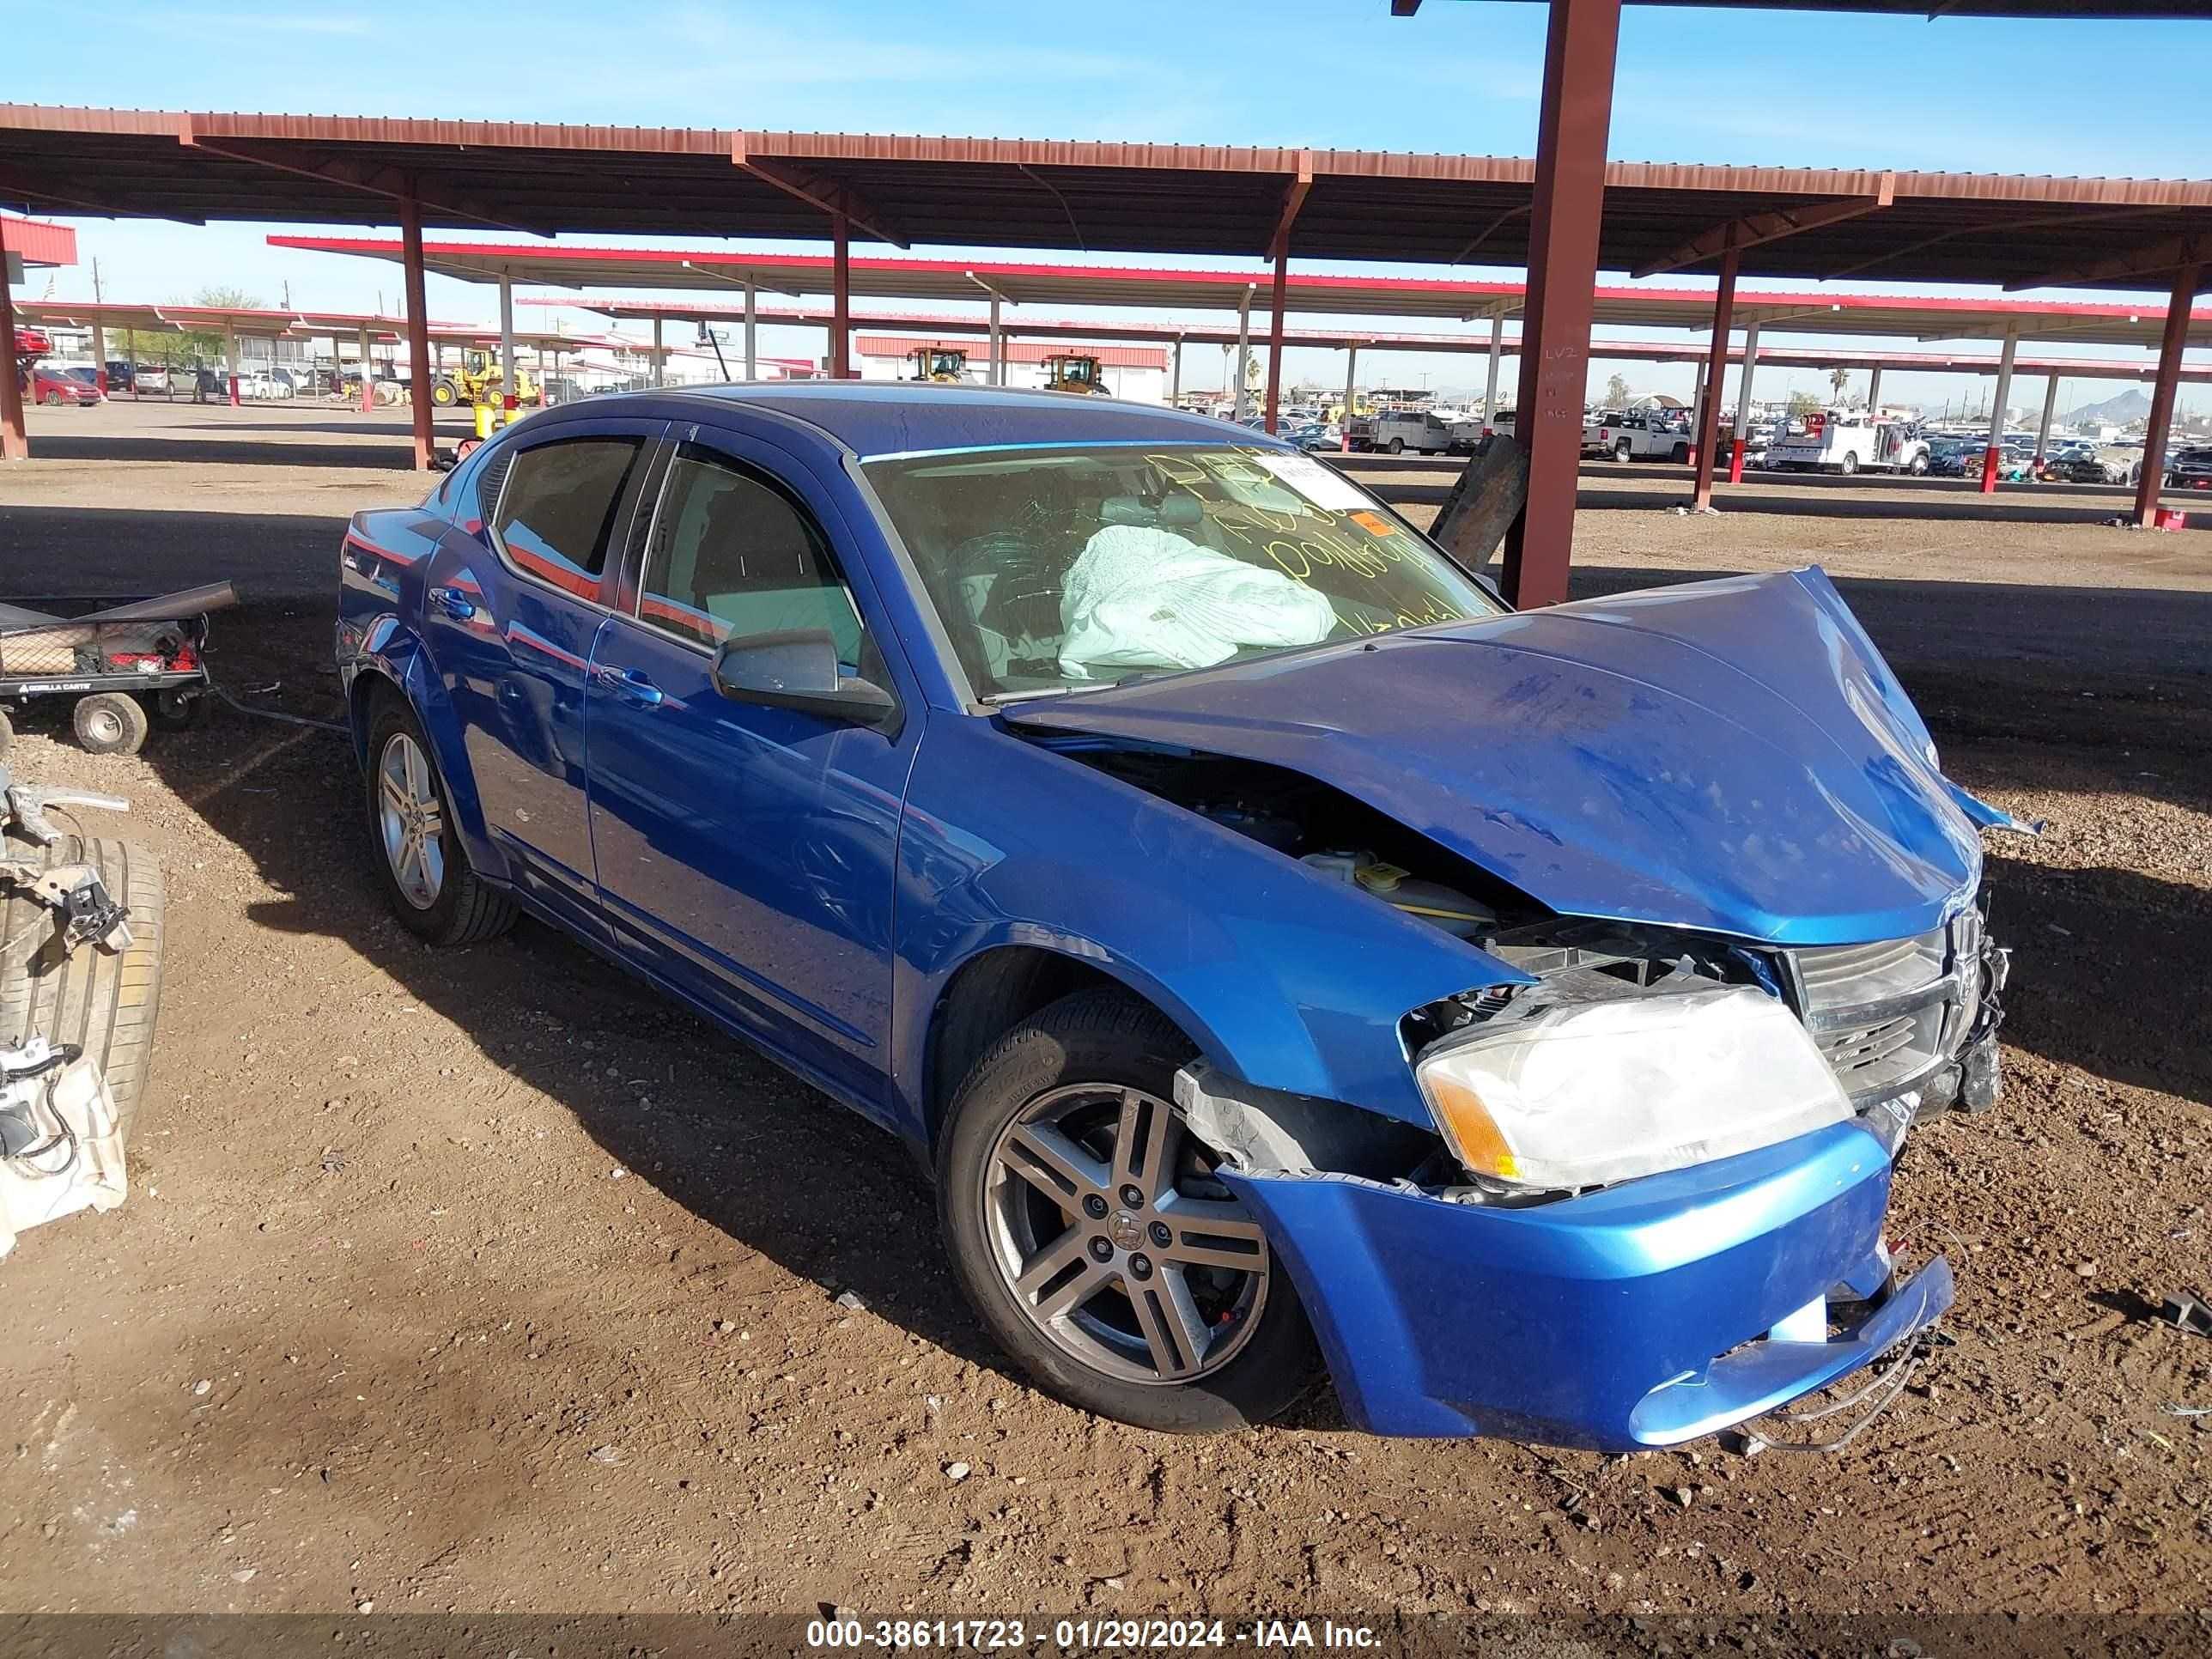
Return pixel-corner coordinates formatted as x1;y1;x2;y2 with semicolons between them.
1223;1121;1950;1448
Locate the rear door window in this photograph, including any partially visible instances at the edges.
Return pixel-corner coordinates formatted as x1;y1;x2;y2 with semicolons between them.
493;435;646;602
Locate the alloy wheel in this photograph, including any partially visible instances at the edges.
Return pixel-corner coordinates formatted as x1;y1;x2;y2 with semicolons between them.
981;1084;1269;1386
377;732;447;909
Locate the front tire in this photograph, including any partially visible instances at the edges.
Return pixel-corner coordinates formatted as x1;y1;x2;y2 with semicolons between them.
363;696;517;945
938;989;1320;1433
1908;453;1929;476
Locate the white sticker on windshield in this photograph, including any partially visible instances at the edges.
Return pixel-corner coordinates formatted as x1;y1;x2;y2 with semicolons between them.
1255;453;1370;511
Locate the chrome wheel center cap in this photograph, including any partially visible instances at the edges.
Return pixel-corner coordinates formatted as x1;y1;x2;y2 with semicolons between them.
1108;1210;1144;1251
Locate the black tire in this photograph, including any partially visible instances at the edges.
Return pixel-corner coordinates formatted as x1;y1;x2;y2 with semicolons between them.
1670;442;1691;464
1908;453;1929;476
149;687;208;731
937;988;1322;1434
431;380;458;407
362;693;518;946
1386;438;1404;454
1613;441;1632;462
42;391;61;406
0;835;165;1140
1840;453;1860;476
74;692;149;757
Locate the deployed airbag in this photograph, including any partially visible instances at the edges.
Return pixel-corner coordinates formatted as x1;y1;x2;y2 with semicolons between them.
1058;526;1335;678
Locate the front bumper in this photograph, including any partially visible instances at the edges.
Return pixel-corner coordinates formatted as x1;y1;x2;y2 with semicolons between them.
1224;1121;1950;1448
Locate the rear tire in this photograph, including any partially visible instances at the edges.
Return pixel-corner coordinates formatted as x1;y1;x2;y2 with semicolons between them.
1614;441;1632;462
1670;442;1691;463
937;988;1322;1434
74;693;149;757
0;835;166;1140
1840;453;1860;476
1387;438;1404;454
363;694;518;946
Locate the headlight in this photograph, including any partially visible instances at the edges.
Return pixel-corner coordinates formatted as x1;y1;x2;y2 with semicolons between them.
1413;984;1851;1191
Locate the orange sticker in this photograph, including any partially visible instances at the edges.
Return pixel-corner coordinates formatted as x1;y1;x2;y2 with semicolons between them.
1350;510;1397;536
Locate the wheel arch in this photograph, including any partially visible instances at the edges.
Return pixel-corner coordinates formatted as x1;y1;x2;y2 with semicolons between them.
345;635;495;866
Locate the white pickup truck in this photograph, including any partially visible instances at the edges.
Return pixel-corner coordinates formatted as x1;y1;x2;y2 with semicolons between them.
1585;410;1695;463
1764;416;1930;476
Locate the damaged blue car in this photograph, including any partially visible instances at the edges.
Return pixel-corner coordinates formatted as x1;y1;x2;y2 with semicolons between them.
337;385;2014;1449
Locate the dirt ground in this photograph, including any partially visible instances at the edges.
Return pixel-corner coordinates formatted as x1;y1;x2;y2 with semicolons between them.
0;399;2208;1621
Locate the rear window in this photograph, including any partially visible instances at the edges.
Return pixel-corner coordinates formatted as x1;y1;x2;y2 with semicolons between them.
492;436;644;601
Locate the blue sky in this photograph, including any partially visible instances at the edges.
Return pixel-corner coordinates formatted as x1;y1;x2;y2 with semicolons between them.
9;0;2209;411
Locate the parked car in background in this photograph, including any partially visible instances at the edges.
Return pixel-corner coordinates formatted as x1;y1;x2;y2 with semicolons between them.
1925;437;1979;478
28;366;100;406
102;360;136;392
337;383;2012;1450
1589;409;1694;464
131;363;172;395
2166;445;2212;491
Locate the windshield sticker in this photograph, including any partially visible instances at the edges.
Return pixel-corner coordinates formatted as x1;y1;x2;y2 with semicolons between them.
1350;509;1397;537
1254;453;1370;510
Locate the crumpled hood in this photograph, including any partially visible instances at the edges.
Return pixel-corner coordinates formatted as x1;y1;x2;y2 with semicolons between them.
1004;568;1990;947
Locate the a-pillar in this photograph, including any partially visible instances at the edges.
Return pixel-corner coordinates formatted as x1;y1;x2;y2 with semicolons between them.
1263;245;1289;434
1232;284;1254;422
89;318;107;398
499;271;518;419
2034;374;2060;466
1729;320;1760;483
830;212;852;380
1483;311;1504;425
2134;258;2202;530
1690;246;1739;510
743;280;757;380
225;320;240;407
1866;365;1883;419
1499;0;1624;609
0;212;27;459
399;181;436;471
651;314;664;389
357;325;375;413
1340;343;1358;453
1980;325;2019;494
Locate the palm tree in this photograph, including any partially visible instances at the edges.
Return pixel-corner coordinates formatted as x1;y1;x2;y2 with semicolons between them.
1827;367;1853;404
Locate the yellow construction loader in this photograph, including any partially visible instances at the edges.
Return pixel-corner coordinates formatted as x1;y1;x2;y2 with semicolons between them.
1042;353;1109;395
907;346;969;383
430;348;539;409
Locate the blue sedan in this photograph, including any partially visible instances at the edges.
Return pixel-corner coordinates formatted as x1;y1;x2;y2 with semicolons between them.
336;384;2014;1448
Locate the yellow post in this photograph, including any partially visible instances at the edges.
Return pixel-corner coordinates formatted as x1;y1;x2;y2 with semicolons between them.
473;402;495;440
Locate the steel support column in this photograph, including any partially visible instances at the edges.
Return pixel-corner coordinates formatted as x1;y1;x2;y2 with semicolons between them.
1170;337;1182;404
499;272;517;416
744;280;757;380
1865;365;1882;418
224;320;240;407
1341;343;1358;453
1500;0;1623;609
1981;325;2018;494
1729;320;1760;483
399;183;435;471
1264;246;1289;434
830;212;852;380
0;214;26;459
989;295;1003;386
89;319;107;397
2034;374;2059;465
1233;285;1254;422
1483;312;1504;424
357;325;374;413
1690;246;1740;510
2134;259;2202;529
651;314;664;388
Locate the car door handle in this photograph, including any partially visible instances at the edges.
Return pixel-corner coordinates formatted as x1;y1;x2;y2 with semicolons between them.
428;584;477;620
599;666;664;708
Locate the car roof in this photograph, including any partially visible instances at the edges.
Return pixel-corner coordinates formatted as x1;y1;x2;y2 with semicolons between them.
654;381;1276;460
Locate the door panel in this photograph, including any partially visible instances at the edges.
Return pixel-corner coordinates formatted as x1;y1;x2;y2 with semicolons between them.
584;431;915;1117
421;419;662;933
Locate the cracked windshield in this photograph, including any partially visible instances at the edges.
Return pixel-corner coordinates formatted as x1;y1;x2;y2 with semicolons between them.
865;443;1503;698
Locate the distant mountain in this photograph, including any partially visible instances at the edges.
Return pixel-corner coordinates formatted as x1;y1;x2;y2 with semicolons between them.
2059;387;2151;426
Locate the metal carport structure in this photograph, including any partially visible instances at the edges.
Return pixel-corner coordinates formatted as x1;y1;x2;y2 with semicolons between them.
3;94;2209;592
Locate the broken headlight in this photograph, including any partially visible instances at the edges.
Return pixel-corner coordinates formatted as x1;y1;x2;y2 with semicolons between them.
1413;980;1853;1192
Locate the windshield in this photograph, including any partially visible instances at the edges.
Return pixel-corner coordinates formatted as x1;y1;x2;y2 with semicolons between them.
865;441;1503;699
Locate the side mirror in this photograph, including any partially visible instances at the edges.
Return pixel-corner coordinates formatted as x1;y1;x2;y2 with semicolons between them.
711;629;901;733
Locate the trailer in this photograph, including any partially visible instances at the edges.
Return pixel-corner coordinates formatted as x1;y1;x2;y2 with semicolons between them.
0;584;237;759
1765;412;1930;476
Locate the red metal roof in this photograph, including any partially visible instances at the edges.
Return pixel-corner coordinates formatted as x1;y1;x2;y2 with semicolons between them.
2;106;2208;289
0;211;76;267
854;336;1166;369
295;238;2212;350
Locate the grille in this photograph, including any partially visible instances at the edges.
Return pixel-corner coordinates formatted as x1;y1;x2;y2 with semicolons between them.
1790;924;1966;1106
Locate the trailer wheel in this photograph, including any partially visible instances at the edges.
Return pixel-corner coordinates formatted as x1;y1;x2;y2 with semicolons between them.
149;688;207;731
74;693;150;757
0;835;166;1141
